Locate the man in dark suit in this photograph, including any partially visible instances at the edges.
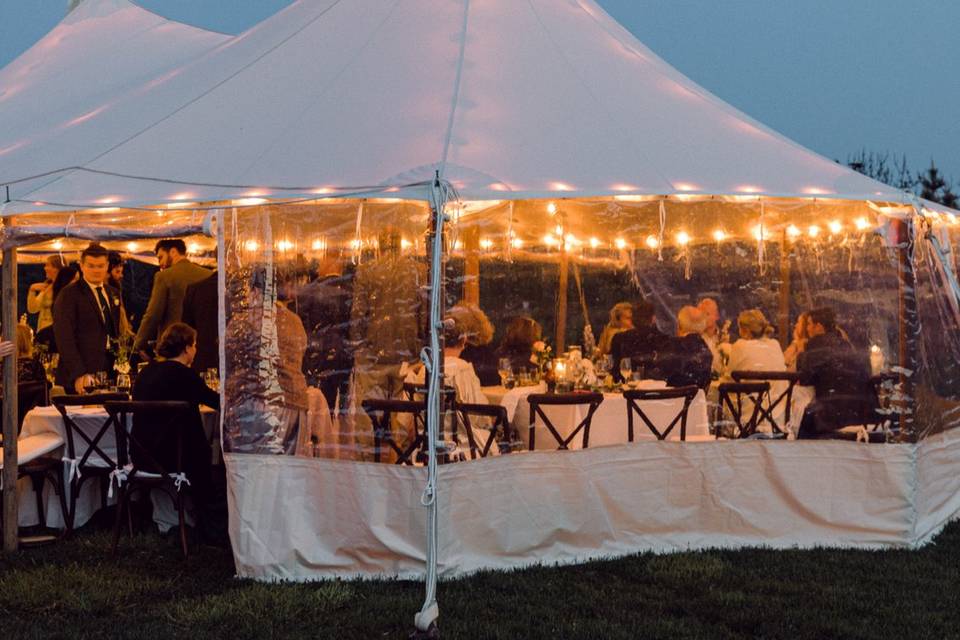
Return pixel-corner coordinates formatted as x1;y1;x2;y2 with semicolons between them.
610;299;670;382
297;258;353;414
133;238;211;358
181;271;219;373
53;243;121;394
658;305;713;390
797;306;873;438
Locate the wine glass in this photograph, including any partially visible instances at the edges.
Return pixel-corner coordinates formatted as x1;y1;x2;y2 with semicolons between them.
619;358;631;384
116;373;131;395
497;358;512;387
94;371;109;391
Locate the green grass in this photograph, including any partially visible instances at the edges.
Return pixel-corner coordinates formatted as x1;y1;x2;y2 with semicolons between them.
2;519;960;639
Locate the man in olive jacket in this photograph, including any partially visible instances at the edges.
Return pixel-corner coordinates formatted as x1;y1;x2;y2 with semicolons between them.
133;238;211;358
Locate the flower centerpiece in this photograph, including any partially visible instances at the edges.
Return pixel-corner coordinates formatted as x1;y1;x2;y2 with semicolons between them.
530;340;552;380
111;334;133;375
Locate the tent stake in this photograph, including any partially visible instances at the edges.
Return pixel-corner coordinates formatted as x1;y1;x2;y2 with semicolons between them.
2;239;18;552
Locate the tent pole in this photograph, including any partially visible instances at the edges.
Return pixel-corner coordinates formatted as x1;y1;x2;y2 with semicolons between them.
463;226;480;305
556;252;569;353
2;241;18;552
896;217;918;442
778;231;791;346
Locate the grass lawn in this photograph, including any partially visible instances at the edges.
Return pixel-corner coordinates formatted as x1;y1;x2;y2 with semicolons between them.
2;519;960;639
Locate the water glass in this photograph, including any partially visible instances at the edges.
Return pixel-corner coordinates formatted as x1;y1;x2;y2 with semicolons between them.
497;358;512;386
116;373;131;395
619;358;631;383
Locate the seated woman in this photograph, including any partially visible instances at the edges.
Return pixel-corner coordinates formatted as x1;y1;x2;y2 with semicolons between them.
457;302;500;387
783;312;809;371
15;324;46;385
132;323;223;541
723;309;788;429
597;302;633;357
496;316;543;373
405;305;492;454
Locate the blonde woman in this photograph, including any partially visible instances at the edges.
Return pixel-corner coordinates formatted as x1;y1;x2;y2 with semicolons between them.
597;302;633;356
783;313;810;371
723;309;787;429
457;302;499;386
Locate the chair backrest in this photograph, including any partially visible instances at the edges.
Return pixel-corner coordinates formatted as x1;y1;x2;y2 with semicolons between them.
527;392;604;450
361;398;427;464
103;400;192;476
53;393;130;470
731;370;800;434
16;380;49;435
717;382;770;438
623;386;699;441
456;402;512;458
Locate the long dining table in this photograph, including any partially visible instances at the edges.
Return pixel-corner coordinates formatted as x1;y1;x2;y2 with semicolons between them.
482;382;711;450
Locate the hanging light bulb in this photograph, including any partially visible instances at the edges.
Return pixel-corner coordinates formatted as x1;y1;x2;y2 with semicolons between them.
712;229;727;242
349;239;361;250
546;202;557;215
854;217;871;231
453;239;463;251
589;237;601;249
828;220;843;234
511;237;524;249
126;242;138;252
479;238;494;250
187;242;201;254
808;225;821;239
675;231;690;246
645;235;659;249
400;238;412;250
614;237;627;250
543;234;559;247
554;224;564;236
52;239;64;251
276;239;294;251
244;239;259;252
751;224;765;241
786;224;801;240
311;238;325;251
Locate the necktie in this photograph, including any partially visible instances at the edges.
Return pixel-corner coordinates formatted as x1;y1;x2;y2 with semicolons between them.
95;286;117;338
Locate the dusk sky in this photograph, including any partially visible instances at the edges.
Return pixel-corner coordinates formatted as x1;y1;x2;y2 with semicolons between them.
2;0;957;182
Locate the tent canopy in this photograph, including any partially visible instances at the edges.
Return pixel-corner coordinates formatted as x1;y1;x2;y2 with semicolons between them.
1;0;909;213
0;0;229;201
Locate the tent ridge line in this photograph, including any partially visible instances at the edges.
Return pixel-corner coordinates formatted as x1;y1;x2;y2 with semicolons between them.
438;0;471;180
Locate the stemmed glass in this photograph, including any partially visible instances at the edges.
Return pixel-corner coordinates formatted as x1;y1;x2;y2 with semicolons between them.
116;373;131;395
619;358;631;385
497;358;512;387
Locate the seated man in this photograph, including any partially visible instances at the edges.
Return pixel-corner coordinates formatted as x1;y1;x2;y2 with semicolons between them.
796;307;873;439
610;300;670;382
659;306;713;390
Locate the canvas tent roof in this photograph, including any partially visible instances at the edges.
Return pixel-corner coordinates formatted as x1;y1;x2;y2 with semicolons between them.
0;0;229;201
0;0;912;214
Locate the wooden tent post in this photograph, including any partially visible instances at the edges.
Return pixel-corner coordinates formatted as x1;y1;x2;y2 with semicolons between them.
2;243;18;552
556;252;569;353
778;231;792;346
463;226;480;305
896;218;918;442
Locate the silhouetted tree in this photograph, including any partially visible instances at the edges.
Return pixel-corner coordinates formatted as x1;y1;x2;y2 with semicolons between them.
847;150;917;192
919;160;958;208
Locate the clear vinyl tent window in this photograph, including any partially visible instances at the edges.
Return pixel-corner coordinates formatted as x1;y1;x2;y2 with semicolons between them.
219;196;960;463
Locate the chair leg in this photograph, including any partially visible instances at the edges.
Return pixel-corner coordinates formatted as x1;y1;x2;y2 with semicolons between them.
111;485;127;556
64;480;80;538
29;473;47;529
177;493;189;559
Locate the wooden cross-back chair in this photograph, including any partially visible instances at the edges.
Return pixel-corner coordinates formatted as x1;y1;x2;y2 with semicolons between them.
527;392;604;451
624;386;700;441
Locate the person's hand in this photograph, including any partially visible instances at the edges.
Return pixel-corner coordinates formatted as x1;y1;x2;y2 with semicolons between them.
75;374;94;395
0;340;13;358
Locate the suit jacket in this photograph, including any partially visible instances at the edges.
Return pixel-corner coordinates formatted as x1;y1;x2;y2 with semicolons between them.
182;272;219;372
133;259;211;352
797;331;872;430
53;279;121;389
659;334;713;390
297;274;353;386
610;325;670;382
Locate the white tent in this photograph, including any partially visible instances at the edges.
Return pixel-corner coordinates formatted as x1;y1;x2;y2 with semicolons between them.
3;5;960;636
0;0;230;198
1;0;910;212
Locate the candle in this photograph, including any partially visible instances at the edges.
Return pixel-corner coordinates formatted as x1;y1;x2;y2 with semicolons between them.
870;345;884;375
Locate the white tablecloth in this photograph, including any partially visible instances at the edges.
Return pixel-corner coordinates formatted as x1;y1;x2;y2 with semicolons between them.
482;384;711;450
17;405;218;529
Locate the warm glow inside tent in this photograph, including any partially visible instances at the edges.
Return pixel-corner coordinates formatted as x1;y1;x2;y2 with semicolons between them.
2;6;960;629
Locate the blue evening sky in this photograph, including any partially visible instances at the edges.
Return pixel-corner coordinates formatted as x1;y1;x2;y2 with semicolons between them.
1;0;957;181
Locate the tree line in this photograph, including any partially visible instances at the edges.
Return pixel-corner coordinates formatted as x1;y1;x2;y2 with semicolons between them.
846;150;958;208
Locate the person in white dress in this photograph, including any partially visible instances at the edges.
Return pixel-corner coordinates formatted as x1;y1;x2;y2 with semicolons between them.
723;309;788;430
405;305;493;456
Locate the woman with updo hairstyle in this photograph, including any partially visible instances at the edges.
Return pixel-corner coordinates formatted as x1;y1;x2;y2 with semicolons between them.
132;322;223;542
597;301;634;356
722;309;788;427
457;302;500;386
496;316;543;373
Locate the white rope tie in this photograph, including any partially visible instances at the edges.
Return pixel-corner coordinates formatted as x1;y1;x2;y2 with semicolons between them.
657;199;665;262
107;465;131;499
62;457;82;483
172;473;191;492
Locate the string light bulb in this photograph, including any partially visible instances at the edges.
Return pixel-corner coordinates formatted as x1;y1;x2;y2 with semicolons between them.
828;220;843;234
400;238;412;250
546;202;557;215
675;231;690;246
614;237;627;250
645;235;659;249
126;242;138;252
511;238;524;249
712;229;727;242
751;224;765;241
52;240;64;251
854;217;871;231
589;237;601;249
479;238;494;250
808;225;821;239
187;242;201;254
543;234;559;247
786;224;801;240
276;239;294;251
311;239;325;251
244;240;259;252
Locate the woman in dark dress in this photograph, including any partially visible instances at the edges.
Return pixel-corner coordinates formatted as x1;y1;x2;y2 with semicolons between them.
456;302;500;387
132;322;223;541
496;316;543;373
